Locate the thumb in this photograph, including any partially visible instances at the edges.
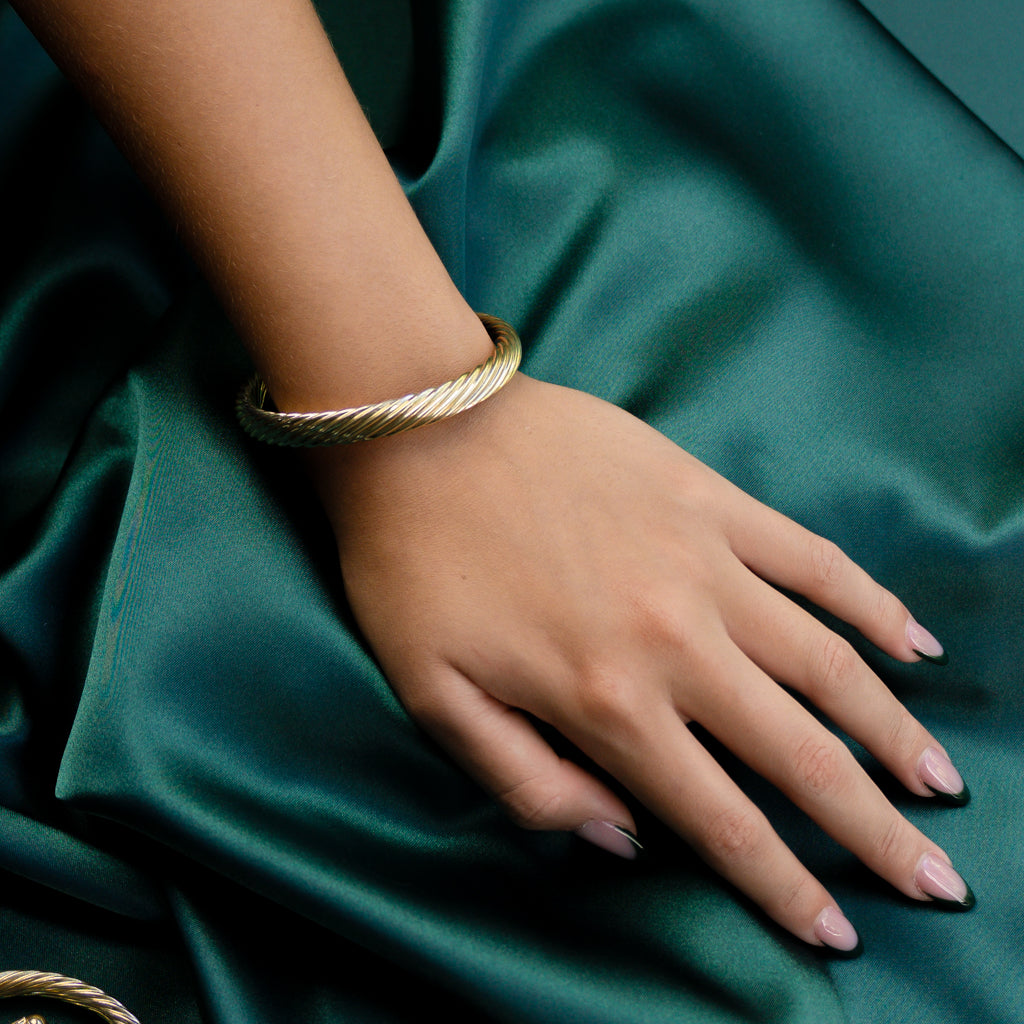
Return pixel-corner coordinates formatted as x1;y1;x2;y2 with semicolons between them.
401;664;641;859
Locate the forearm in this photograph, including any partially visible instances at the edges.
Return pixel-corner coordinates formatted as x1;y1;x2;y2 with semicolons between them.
11;0;492;411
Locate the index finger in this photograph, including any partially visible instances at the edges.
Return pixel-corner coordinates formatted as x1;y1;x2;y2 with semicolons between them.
725;496;946;664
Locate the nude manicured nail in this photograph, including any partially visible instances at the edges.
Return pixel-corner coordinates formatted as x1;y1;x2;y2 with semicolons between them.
575;821;642;860
906;618;948;664
915;853;975;908
813;906;860;953
917;746;970;805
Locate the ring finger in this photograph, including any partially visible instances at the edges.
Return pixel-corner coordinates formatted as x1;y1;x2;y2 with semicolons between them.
677;639;973;907
573;706;859;950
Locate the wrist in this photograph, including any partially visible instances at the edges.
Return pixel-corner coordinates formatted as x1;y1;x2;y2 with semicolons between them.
240;314;520;446
303;371;531;537
254;296;496;415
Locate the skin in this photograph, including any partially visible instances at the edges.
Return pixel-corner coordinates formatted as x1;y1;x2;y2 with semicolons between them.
12;0;967;948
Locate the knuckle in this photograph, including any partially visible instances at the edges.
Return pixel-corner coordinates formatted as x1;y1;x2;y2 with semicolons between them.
872;815;907;864
792;735;846;796
873;585;905;626
623;584;694;652
813;634;858;700
497;774;566;831
808;537;846;591
701;806;764;864
779;873;814;915
573;664;639;733
884;706;919;761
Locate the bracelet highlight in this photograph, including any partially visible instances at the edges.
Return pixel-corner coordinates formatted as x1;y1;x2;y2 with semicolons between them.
0;970;139;1024
236;313;521;447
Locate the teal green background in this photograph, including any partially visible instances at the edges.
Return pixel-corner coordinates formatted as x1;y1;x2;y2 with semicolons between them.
860;0;1024;159
1;1;1022;1021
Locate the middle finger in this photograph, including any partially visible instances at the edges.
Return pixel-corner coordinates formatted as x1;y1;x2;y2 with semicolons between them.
679;641;969;905
724;572;961;803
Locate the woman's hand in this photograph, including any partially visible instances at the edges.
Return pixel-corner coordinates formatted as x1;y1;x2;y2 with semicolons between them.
309;372;972;952
13;0;971;957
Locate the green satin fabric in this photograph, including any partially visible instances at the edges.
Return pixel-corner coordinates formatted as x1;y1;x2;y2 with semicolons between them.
860;0;1024;159
1;1;1022;1022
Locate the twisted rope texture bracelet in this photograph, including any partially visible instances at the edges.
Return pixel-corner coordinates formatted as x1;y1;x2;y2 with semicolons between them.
236;312;522;446
0;970;139;1024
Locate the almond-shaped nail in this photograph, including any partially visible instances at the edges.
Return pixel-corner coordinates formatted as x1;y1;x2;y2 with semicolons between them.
906;617;948;665
917;746;970;806
575;821;642;860
813;906;861;954
915;853;975;908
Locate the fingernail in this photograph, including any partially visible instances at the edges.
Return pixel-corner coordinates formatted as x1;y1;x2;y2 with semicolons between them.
575;821;642;860
906;618;948;665
813;906;861;954
915;853;975;908
917;746;970;806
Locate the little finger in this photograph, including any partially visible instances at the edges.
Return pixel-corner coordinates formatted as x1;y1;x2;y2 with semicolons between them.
397;663;641;858
586;711;861;950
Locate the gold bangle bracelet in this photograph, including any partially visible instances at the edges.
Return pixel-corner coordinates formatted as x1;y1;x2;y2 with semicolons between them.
235;313;522;447
0;970;139;1024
